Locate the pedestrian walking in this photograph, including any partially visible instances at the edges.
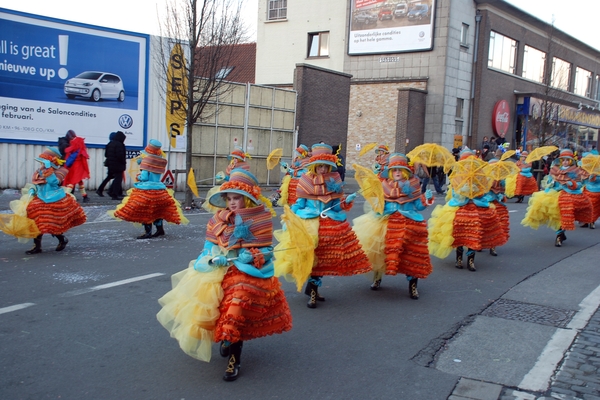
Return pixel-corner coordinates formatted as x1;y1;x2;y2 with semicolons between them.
420;165;445;195
522;148;593;246
19;147;87;254
157;168;292;382
62;131;91;203
428;148;504;271
109;139;188;238
274;143;371;308
96;131;126;200
352;153;434;298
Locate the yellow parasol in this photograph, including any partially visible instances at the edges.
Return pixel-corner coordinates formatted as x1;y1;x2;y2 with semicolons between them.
273;205;316;292
352;163;385;214
407;143;456;173
359;142;379;157
500;150;516;161
266;148;283;170
450;157;492;198
525;146;558;164
484;160;520;181
580;154;600;175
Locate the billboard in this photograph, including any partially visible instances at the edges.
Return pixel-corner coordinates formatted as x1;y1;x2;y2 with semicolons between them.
0;8;148;148
348;0;436;55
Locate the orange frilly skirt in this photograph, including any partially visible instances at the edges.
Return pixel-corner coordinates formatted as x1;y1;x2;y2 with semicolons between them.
384;213;432;278
558;191;593;230
111;188;188;225
214;268;292;343
515;175;538;196
490;200;510;247
311;217;372;277
584;189;600;222
287;179;300;205
452;202;504;250
26;195;87;235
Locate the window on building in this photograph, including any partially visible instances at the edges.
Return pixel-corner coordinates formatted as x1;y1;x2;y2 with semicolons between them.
596;76;600;101
522;45;546;84
268;0;287;21
488;31;517;74
574;67;592;97
455;120;464;137
551;57;571;91
215;67;234;80
460;24;469;47
456;98;464;119
308;32;329;58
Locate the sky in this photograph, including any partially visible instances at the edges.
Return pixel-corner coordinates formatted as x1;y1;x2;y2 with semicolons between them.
0;0;598;51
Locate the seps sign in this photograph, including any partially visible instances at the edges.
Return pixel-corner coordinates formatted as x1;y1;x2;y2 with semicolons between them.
492;100;510;138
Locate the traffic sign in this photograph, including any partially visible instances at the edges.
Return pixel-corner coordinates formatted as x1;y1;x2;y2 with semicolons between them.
161;170;175;188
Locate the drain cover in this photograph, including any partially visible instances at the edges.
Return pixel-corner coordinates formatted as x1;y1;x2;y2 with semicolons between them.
481;298;575;328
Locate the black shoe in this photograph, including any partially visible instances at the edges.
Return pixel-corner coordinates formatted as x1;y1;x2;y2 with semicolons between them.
55;236;68;252
25;247;42;255
489;248;498;256
409;278;419;300
555;236;562;247
95;189;104;197
581;223;589;228
219;341;230;358
591;222;596;229
223;342;242;381
151;227;165;237
82;196;90;203
137;233;153;239
307;289;317;308
370;279;381;291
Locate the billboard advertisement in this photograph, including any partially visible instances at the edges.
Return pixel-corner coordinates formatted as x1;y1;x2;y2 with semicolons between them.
0;8;148;148
348;0;436;55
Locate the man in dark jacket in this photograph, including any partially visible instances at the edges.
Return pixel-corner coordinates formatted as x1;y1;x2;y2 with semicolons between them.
96;131;126;200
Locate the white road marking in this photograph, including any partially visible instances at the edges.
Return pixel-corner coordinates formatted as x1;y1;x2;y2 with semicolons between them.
518;284;600;392
0;303;36;315
59;273;165;297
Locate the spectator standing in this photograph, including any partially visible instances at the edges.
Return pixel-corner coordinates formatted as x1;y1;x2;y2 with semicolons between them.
420;166;444;195
96;131;126;200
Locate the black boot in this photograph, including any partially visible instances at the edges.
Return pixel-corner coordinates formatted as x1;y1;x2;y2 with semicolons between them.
137;224;153;239
455;247;463;269
409;278;419;300
370;279;381;290
55;234;68;251
223;341;243;382
516;195;524;203
304;277;325;303
26;235;42;255
151;221;165;237
467;249;476;271
219;340;230;357
489;247;498;256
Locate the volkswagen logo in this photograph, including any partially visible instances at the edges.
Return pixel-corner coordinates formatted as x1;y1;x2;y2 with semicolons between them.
119;114;133;129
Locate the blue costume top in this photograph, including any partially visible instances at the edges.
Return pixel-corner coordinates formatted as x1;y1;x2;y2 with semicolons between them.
134;170;167;190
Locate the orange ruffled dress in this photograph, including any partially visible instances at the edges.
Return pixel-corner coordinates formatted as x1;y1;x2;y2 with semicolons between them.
157;205;292;361
353;176;432;279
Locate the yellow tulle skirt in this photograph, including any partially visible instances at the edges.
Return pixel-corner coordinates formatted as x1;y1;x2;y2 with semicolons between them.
352;212;388;275
521;189;562;231
277;175;291;206
428;204;458;259
157;261;226;362
201;185;222;214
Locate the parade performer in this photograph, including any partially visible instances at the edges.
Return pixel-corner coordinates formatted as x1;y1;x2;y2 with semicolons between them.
428;148;504;271
202;146;251;213
62;131;91;203
278;144;310;206
507;151;538;203
522;148;592;246
157;169;291;382
483;158;511;256
581;151;600;229
352;153;434;299
109;140;188;238
275;143;371;308
373;144;390;178
11;147;87;254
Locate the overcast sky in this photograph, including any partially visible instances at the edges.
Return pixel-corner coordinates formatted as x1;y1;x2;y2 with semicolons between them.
0;0;598;50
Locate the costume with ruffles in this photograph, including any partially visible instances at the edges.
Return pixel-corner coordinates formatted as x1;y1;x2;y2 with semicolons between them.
157;204;292;362
583;174;600;224
353;175;432;280
506;159;538;201
26;165;87;235
110;169;188;226
522;164;592;232
486;180;510;246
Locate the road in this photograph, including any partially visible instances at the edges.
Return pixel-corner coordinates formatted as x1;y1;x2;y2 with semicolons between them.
1;194;599;399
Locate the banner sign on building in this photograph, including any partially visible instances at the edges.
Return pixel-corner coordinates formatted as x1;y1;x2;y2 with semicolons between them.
165;43;187;149
0;8;148;148
348;0;436;55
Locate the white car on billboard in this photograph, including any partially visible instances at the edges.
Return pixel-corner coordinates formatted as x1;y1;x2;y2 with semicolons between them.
64;71;125;102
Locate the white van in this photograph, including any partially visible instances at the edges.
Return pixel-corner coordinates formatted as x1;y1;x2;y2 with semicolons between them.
394;3;408;18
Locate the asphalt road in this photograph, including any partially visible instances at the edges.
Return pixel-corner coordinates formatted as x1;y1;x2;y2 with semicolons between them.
1;194;599;399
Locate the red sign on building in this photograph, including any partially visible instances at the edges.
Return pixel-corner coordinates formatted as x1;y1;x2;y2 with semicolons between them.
161;170;175;189
492;100;510;138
